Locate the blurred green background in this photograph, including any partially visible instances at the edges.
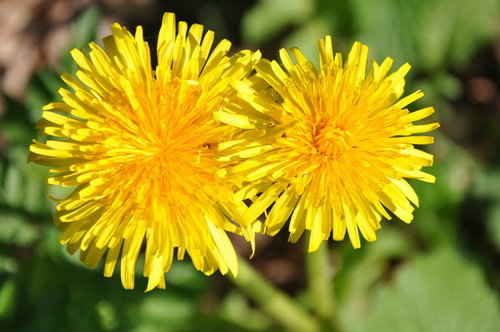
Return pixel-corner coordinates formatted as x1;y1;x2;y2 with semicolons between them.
0;0;499;331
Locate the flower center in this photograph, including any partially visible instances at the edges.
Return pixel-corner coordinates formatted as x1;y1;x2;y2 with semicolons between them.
313;123;352;158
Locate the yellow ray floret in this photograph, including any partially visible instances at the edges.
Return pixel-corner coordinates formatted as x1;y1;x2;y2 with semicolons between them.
219;36;439;251
29;12;260;291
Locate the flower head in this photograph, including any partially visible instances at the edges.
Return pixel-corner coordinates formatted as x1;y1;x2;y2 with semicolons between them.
218;36;439;251
29;13;259;290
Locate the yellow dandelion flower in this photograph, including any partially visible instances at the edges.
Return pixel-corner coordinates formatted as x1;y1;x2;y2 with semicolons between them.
218;36;439;251
29;13;259;290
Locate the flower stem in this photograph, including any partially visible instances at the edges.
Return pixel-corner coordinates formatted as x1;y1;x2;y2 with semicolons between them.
229;256;320;332
306;242;337;330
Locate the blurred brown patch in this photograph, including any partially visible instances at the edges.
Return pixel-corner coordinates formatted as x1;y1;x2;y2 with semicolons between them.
0;0;94;100
467;76;497;104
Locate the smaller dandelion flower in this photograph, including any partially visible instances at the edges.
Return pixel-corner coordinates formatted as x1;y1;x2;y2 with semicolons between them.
29;13;259;290
217;36;439;251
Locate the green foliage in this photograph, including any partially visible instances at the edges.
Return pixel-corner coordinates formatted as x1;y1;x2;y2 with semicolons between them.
242;0;314;45
0;279;16;319
1;1;499;331
472;168;500;252
487;204;500;251
357;248;500;332
58;6;100;75
245;0;499;70
217;290;272;331
336;227;416;329
351;0;499;71
411;135;476;246
25;68;63;123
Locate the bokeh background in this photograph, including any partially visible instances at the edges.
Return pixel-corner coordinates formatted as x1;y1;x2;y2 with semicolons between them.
1;0;499;331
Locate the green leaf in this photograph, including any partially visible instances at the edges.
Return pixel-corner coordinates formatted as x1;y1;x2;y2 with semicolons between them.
349;0;415;69
337;227;415;329
134;293;196;331
487;205;500;251
0;99;35;146
25;68;62;123
23;163;50;214
2;163;23;208
0;213;39;246
449;0;499;67
1;145;50;215
0;254;18;274
351;0;499;72
0;278;16;319
218;290;272;331
315;0;357;36
96;300;119;331
166;260;209;292
242;0;314;45
475;169;500;251
356;248;500;332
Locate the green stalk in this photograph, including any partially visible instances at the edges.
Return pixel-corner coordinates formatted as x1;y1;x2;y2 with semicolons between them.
306;242;337;330
230;257;320;332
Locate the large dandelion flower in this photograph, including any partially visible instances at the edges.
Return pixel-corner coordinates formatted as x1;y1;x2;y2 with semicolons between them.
217;36;439;251
29;13;259;290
